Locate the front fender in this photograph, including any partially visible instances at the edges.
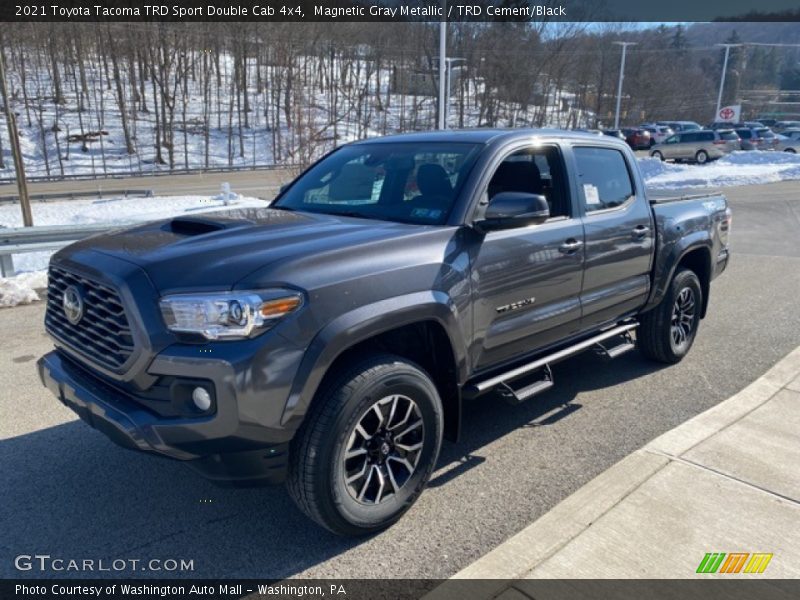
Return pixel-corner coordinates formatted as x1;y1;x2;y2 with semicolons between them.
280;291;469;427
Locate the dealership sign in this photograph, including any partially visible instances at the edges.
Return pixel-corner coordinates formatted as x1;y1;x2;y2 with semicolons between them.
716;105;742;123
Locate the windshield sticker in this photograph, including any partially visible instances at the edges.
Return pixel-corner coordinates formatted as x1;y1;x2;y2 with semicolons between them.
411;208;442;219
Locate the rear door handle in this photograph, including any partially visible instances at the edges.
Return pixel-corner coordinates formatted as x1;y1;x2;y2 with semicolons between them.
632;225;650;239
559;239;583;254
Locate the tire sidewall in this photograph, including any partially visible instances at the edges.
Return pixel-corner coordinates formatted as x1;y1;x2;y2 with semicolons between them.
696;150;708;164
666;270;702;359
652;151;663;161
318;363;442;532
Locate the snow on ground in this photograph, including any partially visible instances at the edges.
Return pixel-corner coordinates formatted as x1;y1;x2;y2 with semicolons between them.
641;151;800;190
0;193;266;307
2;150;800;307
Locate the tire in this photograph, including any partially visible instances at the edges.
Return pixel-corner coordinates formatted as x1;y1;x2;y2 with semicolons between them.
287;354;443;536
638;268;703;364
785;148;796;154
695;150;709;164
651;150;664;161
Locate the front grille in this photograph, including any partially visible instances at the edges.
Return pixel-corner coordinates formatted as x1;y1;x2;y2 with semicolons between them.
45;266;135;370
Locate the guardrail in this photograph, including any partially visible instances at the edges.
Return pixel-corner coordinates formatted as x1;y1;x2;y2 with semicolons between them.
0;189;153;205
0;222;135;277
0;163;296;185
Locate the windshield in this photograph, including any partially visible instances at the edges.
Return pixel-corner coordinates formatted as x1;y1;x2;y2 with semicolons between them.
274;142;483;225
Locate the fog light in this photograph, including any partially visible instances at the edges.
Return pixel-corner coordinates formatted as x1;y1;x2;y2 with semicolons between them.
192;387;212;411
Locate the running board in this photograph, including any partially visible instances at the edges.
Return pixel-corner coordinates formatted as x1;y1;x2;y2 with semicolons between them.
466;322;639;399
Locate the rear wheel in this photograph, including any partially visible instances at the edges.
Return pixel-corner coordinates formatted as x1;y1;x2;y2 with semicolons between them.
695;150;709;164
651;150;664;161
287;354;443;536
639;268;702;364
785;148;796;154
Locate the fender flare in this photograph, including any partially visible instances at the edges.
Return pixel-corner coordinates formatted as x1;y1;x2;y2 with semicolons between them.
645;235;713;314
280;290;469;427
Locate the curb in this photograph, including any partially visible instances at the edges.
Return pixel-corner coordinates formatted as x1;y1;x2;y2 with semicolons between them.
427;345;800;595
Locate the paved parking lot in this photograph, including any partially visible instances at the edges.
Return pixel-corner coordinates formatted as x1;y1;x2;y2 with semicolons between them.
1;181;799;579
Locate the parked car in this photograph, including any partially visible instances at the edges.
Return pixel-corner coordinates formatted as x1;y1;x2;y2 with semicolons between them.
754;127;780;150
38;129;731;535
602;129;626;141
780;129;800;141
641;125;674;146
773;121;800;133
756;118;777;127
735;128;761;150
622;127;651;150
776;136;799;153
656;120;702;132
650;129;740;163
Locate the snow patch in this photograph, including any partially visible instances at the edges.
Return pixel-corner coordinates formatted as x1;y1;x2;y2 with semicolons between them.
640;151;800;190
0;271;48;308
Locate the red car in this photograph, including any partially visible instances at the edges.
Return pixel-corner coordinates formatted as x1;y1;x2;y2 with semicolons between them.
622;128;651;150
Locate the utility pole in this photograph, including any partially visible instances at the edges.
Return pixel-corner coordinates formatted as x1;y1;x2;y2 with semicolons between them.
0;46;32;227
715;43;742;118
612;42;636;130
437;0;447;130
445;57;466;127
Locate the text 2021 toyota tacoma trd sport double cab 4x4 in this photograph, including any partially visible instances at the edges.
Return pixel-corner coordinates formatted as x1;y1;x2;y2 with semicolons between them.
38;130;731;535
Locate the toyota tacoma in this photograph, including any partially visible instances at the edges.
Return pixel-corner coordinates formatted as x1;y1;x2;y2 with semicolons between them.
38;129;731;535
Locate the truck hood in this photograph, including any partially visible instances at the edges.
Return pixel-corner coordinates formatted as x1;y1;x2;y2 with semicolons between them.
56;207;431;293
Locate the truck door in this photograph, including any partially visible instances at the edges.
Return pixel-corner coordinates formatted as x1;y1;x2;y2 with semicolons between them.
572;145;654;330
470;144;584;371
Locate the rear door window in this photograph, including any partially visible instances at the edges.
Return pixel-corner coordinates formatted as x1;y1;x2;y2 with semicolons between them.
574;147;635;214
720;131;739;141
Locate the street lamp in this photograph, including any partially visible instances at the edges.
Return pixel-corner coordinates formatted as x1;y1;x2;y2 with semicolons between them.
715;43;743;118
437;0;447;130
445;57;466;127
612;42;636;130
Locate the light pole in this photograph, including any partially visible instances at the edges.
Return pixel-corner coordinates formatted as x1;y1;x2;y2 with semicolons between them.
437;0;447;130
612;42;636;129
445;57;466;127
0;48;32;227
715;43;742;118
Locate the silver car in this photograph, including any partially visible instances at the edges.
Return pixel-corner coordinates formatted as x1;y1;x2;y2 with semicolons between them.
650;129;740;164
776;134;799;154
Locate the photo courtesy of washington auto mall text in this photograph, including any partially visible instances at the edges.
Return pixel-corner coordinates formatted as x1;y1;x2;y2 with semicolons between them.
1;0;800;599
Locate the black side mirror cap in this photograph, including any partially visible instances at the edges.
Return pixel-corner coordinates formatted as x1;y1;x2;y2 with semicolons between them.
476;192;550;232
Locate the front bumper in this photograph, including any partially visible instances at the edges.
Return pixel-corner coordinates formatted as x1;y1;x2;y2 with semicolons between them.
38;350;291;485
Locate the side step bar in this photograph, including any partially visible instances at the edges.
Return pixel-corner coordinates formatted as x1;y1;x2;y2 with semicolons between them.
466;322;639;401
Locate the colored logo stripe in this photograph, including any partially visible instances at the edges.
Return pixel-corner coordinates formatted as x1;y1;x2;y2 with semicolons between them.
696;552;773;574
697;553;726;573
744;553;773;574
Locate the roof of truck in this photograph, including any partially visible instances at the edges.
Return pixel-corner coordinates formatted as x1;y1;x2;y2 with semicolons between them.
349;128;612;146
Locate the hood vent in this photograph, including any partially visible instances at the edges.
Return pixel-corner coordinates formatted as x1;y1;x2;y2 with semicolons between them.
167;217;231;236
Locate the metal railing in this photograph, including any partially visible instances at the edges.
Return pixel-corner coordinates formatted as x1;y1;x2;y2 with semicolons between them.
0;222;135;277
0;189;153;205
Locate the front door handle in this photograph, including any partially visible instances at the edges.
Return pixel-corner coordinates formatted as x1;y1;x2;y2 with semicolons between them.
632;225;650;239
559;239;583;254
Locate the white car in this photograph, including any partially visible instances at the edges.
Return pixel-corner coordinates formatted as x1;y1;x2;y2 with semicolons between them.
641;124;674;146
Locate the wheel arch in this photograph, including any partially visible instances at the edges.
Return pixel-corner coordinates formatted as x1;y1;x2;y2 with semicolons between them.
282;292;468;442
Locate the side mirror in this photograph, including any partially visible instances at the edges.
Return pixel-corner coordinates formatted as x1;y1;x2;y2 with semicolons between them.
476;192;550;232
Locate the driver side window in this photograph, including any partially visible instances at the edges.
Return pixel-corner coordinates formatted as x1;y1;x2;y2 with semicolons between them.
485;146;570;219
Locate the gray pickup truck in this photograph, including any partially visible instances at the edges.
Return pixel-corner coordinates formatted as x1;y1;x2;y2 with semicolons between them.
38;129;731;535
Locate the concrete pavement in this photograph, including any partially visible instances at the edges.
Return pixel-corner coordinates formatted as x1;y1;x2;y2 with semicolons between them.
433;345;800;597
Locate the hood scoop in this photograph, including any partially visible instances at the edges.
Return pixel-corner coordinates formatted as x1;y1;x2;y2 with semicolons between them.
166;216;250;236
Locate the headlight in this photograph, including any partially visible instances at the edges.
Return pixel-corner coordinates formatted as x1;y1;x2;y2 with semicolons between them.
159;290;303;340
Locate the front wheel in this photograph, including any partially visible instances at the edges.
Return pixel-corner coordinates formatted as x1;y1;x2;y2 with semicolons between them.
651;150;664;161
287;354;443;536
785;148;796;154
639;268;702;364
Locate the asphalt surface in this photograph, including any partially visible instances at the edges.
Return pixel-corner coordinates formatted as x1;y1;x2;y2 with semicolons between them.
1;180;799;579
0;169;292;202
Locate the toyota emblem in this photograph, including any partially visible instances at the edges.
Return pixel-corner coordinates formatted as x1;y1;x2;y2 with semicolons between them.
62;285;85;325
